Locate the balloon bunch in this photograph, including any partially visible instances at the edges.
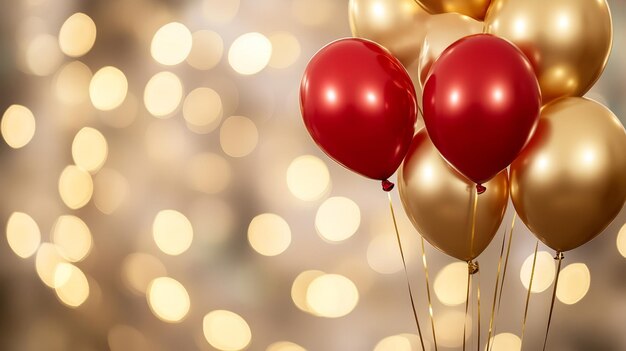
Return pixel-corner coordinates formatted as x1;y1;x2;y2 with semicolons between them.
301;0;626;348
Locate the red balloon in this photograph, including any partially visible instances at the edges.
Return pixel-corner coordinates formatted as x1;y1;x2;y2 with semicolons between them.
422;34;541;187
300;38;417;186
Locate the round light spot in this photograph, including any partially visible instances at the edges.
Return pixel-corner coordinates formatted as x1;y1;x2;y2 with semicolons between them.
291;270;325;313
267;341;307;351
315;197;360;242
202;0;240;25
203;310;251;350
292;0;335;27
556;263;591;305
487;333;521;351
186;152;231;194
187;30;223;70
220;116;258;157
435;310;471;348
286;155;330;201
617;223;626;258
6;212;40;258
35;243;68;288
93;168;129;214
183;87;223;133
306;273;359;318
151;22;192;65
520;251;556;293
59;13;96;57
58;165;93;209
89;66;128;111
72;127;108;173
1;104;36;149
121;253;167;295
366;234;402;275
51;215;92;262
434;262;469;306
374;334;427;351
268;32;301;69
147;277;190;322
248;213;291;256
228;32;272;75
152;210;193;256
54;263;89;307
55;61;92;105
144;71;183;117
25;34;63;76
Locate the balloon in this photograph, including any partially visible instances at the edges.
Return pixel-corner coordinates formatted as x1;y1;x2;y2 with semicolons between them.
418;13;483;88
422;34;541;187
510;97;626;252
486;0;612;104
399;129;509;262
349;0;430;67
300;38;417;184
414;0;492;20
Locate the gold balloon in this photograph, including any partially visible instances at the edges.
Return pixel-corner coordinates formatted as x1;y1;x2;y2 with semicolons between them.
414;0;492;20
486;0;612;104
349;0;430;67
511;97;626;252
399;129;509;261
417;13;483;87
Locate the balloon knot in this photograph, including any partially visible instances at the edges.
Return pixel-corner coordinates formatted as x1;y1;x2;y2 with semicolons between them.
468;261;480;275
476;183;486;194
554;252;565;260
382;179;395;192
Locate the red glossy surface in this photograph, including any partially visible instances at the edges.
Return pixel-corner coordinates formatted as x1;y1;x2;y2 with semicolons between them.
300;38;417;181
423;34;541;185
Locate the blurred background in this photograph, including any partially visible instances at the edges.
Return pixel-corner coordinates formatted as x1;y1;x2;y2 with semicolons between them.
0;0;625;350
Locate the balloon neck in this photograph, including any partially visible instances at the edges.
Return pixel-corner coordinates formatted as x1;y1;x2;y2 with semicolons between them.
554;252;565;260
476;183;486;194
468;260;480;275
382;179;395;192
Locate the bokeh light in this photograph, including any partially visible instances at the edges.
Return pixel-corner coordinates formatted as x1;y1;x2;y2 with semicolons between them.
268;32;301;69
220;116;258;157
203;310;252;351
6;212;41;259
151;22;192;66
247;213;291;256
186;152;231;194
52;215;92;262
152;210;193;256
228;32;272;75
1;104;36;149
183;87;223;133
202;0;240;25
266;341;307;351
187;30;223;70
306;273;359;318
121;253;167;295
366;234;402;275
374;334;427;351
58;165;94;210
54;61;92;105
315;197;361;242
58;13;97;57
54;263;90;307
93;168;129;214
291;270;325;313
556;263;591;305
286;155;330;201
147;277;190;323
435;310;471;348
89;66;128;111
617;222;626;258
144;71;183;117
487;333;521;351
520;251;556;293
35;243;68;288
72;127;108;173
434;262;469;306
25;34;63;76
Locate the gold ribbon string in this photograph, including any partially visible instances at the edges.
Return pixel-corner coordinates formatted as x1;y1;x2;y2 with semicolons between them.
463;185;479;351
462;265;473;351
485;225;508;351
387;192;427;351
420;236;439;351
542;252;564;351
476;265;481;351
521;241;540;348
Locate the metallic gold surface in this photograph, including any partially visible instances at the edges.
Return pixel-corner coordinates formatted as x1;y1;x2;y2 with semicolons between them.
511;97;626;252
349;0;430;66
486;0;613;104
399;129;509;262
414;0;491;20
417;13;483;87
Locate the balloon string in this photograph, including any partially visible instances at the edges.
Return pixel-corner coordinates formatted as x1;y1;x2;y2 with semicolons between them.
462;265;472;351
477;267;481;351
420;236;439;351
521;241;539;349
542;252;564;351
469;185;479;261
485;225;508;351
387;192;427;351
